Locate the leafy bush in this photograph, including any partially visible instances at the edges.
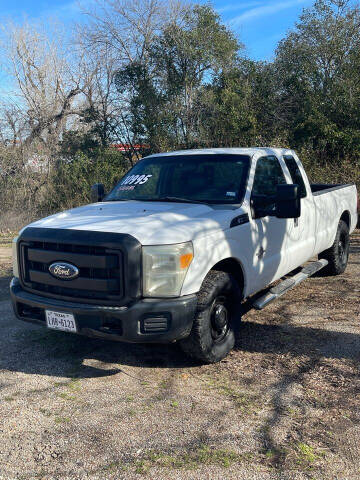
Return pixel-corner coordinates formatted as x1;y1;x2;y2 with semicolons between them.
40;149;129;214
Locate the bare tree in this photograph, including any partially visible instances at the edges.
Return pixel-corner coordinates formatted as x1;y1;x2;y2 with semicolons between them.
77;0;187;161
0;20;97;214
80;0;185;66
0;102;27;146
2;21;93;151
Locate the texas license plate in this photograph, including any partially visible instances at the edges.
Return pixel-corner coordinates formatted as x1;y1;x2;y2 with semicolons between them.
45;310;77;333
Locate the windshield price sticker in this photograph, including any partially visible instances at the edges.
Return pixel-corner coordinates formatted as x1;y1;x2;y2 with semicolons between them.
121;174;152;186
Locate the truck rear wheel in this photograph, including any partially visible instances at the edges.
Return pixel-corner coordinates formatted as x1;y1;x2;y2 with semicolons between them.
319;219;350;275
179;271;241;364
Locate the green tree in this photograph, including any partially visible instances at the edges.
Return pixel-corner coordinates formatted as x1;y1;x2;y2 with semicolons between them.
41;149;128;213
197;63;256;147
197;59;285;148
115;4;240;151
275;0;360;161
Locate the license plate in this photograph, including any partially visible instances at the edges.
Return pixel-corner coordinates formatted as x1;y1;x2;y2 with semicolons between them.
45;310;77;333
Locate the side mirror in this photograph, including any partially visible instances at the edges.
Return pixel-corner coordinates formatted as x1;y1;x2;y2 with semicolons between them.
276;184;301;219
91;183;105;203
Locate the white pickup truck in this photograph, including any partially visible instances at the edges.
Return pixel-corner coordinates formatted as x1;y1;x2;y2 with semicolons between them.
11;148;358;363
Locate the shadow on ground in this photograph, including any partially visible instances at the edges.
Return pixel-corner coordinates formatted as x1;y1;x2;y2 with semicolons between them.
1;309;359;379
0;272;11;301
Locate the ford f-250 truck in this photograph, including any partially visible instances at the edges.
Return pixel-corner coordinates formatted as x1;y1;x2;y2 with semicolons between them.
11;148;358;363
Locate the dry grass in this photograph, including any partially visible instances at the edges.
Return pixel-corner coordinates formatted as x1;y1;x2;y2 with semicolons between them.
0;245;12;301
0;211;30;236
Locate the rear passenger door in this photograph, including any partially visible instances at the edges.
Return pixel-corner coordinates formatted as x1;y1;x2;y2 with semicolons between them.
249;155;290;292
282;154;316;270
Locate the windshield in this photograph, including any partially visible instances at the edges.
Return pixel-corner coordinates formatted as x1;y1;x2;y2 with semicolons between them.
104;154;250;204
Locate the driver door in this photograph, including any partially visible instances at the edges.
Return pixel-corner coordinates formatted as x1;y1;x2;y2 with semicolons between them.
248;155;290;293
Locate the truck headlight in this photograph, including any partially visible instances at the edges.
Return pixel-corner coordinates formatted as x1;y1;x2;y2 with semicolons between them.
142;242;193;297
12;236;19;278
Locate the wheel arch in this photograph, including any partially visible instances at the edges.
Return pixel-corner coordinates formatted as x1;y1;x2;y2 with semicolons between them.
209;257;246;299
340;210;351;229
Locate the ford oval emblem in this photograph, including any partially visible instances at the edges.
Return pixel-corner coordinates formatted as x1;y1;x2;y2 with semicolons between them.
49;262;79;280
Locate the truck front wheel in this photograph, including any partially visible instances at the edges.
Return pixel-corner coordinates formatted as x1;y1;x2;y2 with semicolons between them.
319;219;350;275
179;271;241;364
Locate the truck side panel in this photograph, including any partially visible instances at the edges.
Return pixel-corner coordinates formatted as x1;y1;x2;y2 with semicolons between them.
312;184;357;255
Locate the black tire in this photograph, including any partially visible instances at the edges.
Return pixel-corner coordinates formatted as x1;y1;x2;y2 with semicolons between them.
179;270;241;364
319;219;350;275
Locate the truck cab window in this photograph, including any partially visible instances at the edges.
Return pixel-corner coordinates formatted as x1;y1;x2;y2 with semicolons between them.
283;155;307;198
251;155;286;216
251;156;286;208
252;156;286;197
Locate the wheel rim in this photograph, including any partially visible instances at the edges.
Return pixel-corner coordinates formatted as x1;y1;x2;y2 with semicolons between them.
338;232;349;265
210;296;229;343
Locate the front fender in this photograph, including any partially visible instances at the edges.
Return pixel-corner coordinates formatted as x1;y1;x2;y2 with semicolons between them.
181;228;250;296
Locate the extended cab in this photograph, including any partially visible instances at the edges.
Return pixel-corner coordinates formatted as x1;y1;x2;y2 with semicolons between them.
11;148;358;363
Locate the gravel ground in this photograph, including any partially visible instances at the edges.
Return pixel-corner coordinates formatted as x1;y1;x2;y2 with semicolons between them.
0;232;359;480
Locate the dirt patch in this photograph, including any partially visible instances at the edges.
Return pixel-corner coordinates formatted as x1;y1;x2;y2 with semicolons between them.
0;232;359;479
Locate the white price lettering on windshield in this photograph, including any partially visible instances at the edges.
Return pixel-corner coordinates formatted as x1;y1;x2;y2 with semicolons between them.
121;174;152;186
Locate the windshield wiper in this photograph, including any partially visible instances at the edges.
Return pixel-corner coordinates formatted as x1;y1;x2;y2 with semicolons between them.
156;196;208;204
103;198;129;202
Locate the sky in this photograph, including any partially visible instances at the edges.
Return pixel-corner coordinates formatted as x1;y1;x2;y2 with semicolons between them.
0;0;315;60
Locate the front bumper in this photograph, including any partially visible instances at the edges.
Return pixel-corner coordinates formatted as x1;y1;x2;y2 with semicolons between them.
10;278;197;343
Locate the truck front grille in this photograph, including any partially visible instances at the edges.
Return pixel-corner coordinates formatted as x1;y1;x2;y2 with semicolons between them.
20;240;123;303
18;228;142;305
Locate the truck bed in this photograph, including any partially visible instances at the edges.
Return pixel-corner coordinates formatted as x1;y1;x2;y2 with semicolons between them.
310;183;355;196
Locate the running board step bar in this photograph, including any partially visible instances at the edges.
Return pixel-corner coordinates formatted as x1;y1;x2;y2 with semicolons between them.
252;259;328;310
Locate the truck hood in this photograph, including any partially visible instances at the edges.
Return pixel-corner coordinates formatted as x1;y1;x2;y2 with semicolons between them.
28;201;244;245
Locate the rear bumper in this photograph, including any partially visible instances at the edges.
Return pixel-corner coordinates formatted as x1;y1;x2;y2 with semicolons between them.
10;278;197;343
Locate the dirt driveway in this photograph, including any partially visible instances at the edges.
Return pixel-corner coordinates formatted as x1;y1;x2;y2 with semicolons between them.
0;233;359;480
